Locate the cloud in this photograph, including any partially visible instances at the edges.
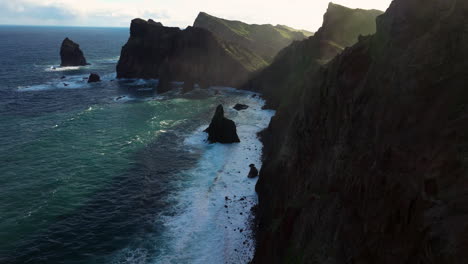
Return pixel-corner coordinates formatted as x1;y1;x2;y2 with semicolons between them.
0;0;77;25
0;0;393;30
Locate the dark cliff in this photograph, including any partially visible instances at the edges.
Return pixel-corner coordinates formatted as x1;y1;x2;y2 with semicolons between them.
116;19;264;88
254;0;468;263
60;38;88;67
245;3;383;109
194;12;309;63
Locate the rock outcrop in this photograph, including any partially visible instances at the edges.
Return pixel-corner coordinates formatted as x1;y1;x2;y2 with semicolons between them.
182;79;195;93
60;38;88;67
204;105;240;144
156;64;173;94
87;73;101;83
244;3;383;109
194;12;310;63
253;0;468;263
116;19;264;89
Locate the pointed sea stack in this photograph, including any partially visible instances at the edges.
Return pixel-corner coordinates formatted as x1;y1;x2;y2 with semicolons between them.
60;38;88;67
204;105;240;144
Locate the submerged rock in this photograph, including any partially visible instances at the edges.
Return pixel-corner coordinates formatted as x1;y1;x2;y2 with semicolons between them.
60;38;88;67
233;104;249;111
88;73;101;83
204;105;240;144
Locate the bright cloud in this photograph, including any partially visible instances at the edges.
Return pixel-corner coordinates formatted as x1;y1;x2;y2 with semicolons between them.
0;0;393;30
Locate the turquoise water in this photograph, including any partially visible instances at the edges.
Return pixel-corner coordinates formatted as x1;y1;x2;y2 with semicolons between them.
0;97;212;250
0;26;274;263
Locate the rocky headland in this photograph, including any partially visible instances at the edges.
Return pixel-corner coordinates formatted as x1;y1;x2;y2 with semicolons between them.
252;0;468;263
116;19;266;91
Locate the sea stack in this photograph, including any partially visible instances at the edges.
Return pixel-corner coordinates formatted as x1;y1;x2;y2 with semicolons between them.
60;38;88;67
204;105;240;144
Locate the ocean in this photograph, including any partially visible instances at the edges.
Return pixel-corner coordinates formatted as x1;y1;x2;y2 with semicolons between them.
0;26;274;264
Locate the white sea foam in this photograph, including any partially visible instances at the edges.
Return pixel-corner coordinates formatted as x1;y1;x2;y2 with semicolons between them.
18;75;89;91
154;91;275;264
18;73;117;92
45;66;84;72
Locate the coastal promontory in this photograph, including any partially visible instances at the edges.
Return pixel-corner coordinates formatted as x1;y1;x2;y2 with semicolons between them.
116;19;264;89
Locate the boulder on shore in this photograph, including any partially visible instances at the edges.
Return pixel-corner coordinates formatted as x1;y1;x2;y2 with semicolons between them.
204;105;240;144
234;104;249;111
248;164;259;178
60;38;88;67
88;73;101;83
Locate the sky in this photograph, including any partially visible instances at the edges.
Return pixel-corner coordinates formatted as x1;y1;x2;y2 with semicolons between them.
0;0;393;31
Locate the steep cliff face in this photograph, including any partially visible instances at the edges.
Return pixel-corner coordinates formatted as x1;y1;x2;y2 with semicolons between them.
194;12;309;63
254;0;468;263
116;19;264;89
245;3;383;109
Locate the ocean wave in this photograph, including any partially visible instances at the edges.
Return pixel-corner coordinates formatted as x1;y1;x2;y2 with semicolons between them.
45;65;85;72
17;73;117;92
18;77;88;91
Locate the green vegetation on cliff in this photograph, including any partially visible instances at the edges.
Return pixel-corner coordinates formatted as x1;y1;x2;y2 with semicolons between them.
116;18;273;90
194;12;310;63
245;3;383;109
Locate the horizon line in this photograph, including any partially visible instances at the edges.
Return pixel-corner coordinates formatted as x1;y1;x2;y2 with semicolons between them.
0;24;129;29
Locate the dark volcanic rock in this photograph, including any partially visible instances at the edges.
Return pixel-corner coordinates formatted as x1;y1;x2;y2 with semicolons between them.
233;104;249;111
116;19;259;91
156;64;173;94
248;164;258;178
60;38;88;67
204;105;240;144
253;0;468;263
182;78;195;93
87;73;101;83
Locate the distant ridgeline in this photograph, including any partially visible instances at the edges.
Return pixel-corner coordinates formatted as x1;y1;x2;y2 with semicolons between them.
116;15;310;91
245;3;383;109
194;12;312;63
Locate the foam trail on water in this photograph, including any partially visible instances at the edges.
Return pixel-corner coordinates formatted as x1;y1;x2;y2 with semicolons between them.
154;92;275;264
45;66;84;72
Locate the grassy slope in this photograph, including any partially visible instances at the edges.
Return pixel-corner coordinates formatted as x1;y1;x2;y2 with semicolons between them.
194;12;310;63
245;3;384;109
